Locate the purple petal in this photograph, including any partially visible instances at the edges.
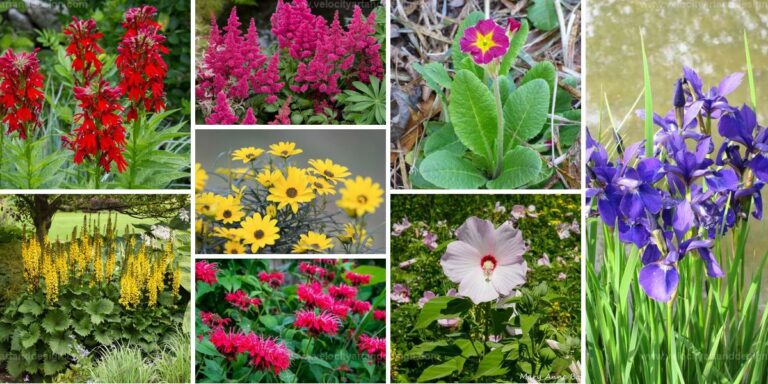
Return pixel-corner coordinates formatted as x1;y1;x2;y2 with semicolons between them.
642;244;661;264
639;263;679;302
706;168;739;192
618;221;650;248
718;112;746;145
638;184;663;214
637;158;663;183
683;66;703;97
718;72;744;96
697;247;724;278
620;192;644;220
672;199;694;236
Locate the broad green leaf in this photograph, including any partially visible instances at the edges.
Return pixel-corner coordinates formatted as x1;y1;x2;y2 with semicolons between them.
499;20;530;75
350;265;386;285
259;315;279;331
503;78;550;149
449;70;498;163
73;316;92;337
486;147;542;189
18;299;42;316
409;341;450;355
423;123;465;155
520;314;540;335
454;338;483;358
419;150;487;189
85;298;114;324
202;358;226;382
474;348;509;378
415;296;472;329
520;61;557;97
47;335;71;356
197;339;222;357
43;358;68;376
451;11;485;68
304;355;333;370
413;62;452;91
528;0;559;31
20;325;40;349
417;356;466;382
42;310;69;333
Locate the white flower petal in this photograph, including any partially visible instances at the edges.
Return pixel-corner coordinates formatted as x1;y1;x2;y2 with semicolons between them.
491;262;528;296
458;270;499;304
493;221;526;265
440;240;481;283
455;217;495;256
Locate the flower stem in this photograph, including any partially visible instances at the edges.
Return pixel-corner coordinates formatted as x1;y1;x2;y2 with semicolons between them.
492;76;505;179
0;129;4;187
666;302;678;384
24;134;32;189
484;0;490;18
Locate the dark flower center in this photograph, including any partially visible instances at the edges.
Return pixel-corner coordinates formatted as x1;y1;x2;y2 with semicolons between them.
314;182;324;189
254;230;265;240
324;170;334;178
281;150;289;155
223;210;232;218
357;195;368;204
286;187;298;198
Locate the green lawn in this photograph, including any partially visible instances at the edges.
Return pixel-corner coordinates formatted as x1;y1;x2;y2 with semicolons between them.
48;212;158;241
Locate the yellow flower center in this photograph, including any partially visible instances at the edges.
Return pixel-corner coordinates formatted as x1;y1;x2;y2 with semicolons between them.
286;187;298;198
254;230;264;240
473;31;498;54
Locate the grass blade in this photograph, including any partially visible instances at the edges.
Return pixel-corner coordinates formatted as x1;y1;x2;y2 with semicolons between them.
640;31;654;158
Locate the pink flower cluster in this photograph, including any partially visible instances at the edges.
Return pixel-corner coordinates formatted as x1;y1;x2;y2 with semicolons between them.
345;271;371;286
197;7;283;124
258;271;285;287
209;328;291;374
273;0;383;98
358;334;386;362
195;261;219;285
201;311;232;329
225;289;262;311
294;309;340;336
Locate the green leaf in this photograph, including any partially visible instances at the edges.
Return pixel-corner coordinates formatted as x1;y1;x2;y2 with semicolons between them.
202;358;226;381
415;296;472;329
452;11;485;68
520;314;540;335
93;329;114;345
20;325;40;349
503;78;550;148
520;61;557;98
409;341;450;355
84;298;114;324
42;310;69;333
259;315;279;331
449;70;499;163
47;335;71;356
528;0;559;31
43;358;68;376
417;356;466;382
486;147;542;189
18;299;42;316
419;150;487;189
474;348;509;378
350;265;386;285
499;20;530;75
413;62;452;92
423;123;465;155
73;316;92;337
197;338;222;357
304;355;333;370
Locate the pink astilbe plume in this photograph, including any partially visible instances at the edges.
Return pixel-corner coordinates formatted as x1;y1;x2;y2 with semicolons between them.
294;309;340;336
206;92;238;125
241;107;257;125
225;289;262;311
343;6;383;83
358;334;386;362
271;0;327;60
270;96;292;125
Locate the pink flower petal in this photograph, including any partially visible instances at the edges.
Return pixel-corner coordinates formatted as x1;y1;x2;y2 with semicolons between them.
458;270;499;304
455;216;495;256
491;262;528;296
492;221;526;265
441;240;482;283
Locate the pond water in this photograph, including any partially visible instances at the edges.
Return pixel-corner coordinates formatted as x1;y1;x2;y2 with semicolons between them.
586;0;768;308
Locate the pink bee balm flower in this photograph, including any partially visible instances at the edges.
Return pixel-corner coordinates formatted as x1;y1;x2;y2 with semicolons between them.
358;334;386;361
225;289;262;311
258;271;284;287
440;217;528;304
328;284;358;300
347;299;372;315
459;19;510;65
195;261;219;285
373;309;386;321
294;310;340;336
345;271;371;286
200;311;231;329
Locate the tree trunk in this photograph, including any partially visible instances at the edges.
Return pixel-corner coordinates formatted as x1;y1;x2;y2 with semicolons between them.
24;195;62;244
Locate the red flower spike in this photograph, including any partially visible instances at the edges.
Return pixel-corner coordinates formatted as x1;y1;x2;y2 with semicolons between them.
0;49;45;139
63;18;104;87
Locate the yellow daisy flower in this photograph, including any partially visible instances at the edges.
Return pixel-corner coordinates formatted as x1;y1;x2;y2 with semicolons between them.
308;176;336;195
224;240;246;254
337;176;383;217
239;213;280;253
291;231;333;254
265;204;278;218
257;168;284;188
195;163;208;193
338;223;374;248
214;196;246;224
196;193;220;217
213;227;242;241
268;141;303;158
308;159;350;184
267;167;315;213
232;147;264;163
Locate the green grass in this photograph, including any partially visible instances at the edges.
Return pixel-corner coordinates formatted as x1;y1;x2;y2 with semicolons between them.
47;212;157;241
89;344;157;383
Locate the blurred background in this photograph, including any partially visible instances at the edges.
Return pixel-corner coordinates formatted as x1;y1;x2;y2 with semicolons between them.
196;129;387;252
586;0;768;308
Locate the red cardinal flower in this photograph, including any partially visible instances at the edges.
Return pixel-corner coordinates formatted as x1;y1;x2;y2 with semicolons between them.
116;6;168;121
63;17;104;87
64;80;127;173
0;49;44;139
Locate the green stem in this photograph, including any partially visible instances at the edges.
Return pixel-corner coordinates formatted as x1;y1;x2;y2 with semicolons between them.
492;76;504;179
24;134;33;189
295;337;314;379
128;111;142;188
0;128;4;187
667;302;677;384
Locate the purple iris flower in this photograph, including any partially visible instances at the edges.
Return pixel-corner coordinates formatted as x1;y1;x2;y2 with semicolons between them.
639;232;722;302
616;158;664;221
718;104;760;151
683;66;742;119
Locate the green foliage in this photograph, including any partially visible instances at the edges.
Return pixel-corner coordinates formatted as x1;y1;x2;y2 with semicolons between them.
528;0;559;31
391;195;580;383
336;76;386;125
